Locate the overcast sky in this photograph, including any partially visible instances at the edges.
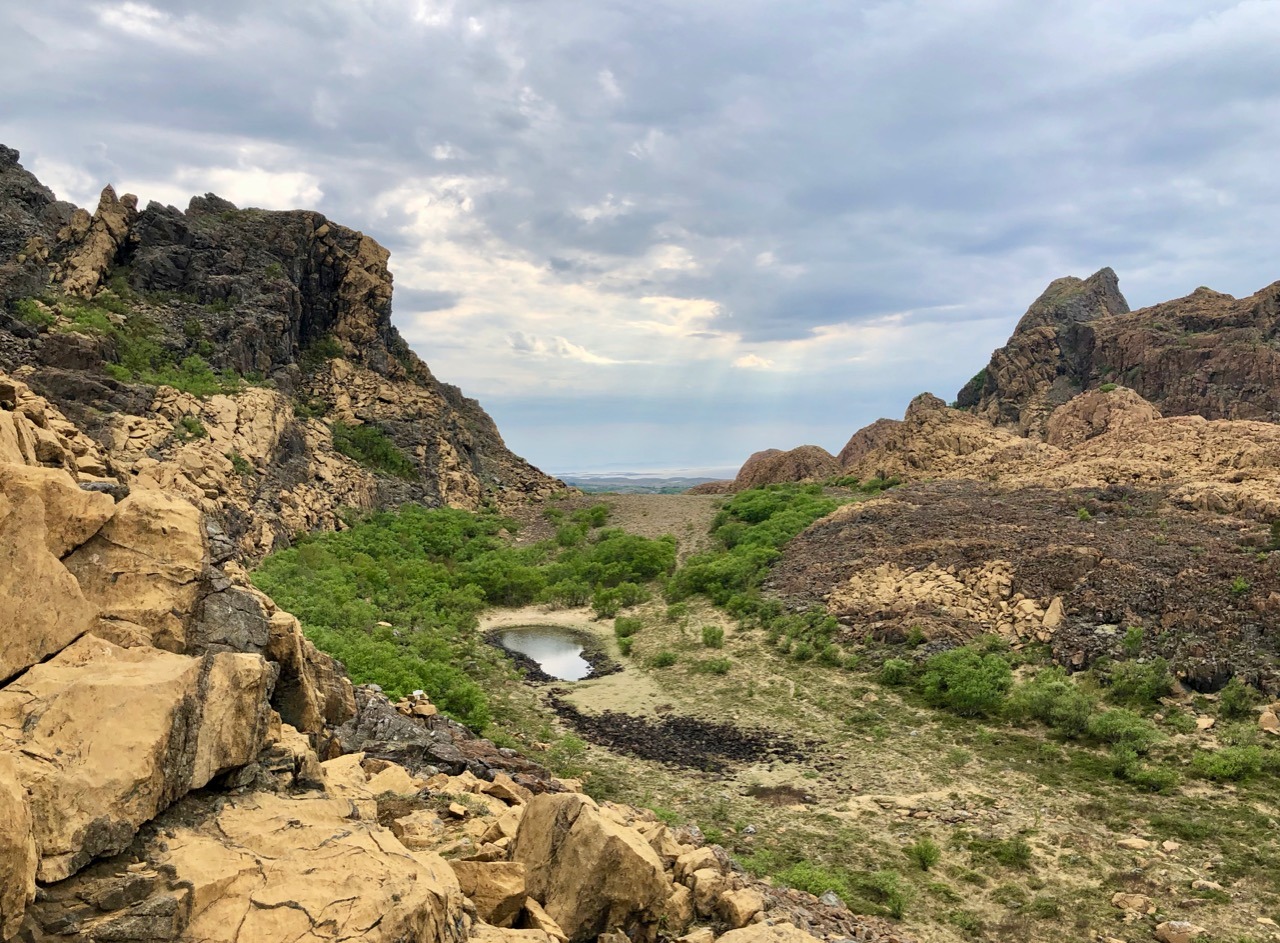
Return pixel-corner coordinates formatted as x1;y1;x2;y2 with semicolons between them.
3;1;1280;474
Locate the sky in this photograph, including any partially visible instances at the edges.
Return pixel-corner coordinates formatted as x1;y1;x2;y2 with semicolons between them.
3;2;1280;475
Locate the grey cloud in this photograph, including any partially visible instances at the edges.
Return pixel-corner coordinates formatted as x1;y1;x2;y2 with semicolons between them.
395;288;462;313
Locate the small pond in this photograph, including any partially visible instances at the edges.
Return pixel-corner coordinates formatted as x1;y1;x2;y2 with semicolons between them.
497;626;593;681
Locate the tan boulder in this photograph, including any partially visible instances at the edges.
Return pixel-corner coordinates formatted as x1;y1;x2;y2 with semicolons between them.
1111;892;1155;914
677;929;716;943
0;495;98;683
60;185;138;297
511;792;672;942
471;926;559;943
1155;921;1208;943
367;763;421;795
0;752;36;941
265;608;356;732
719;888;765;928
1259;707;1280;734
0;635;273;882
518;897;569;943
662;883;695;932
717;923;825;943
450;860;528;927
393;809;447;850
63;490;205;652
0;463;114;556
482;806;526;844
676;846;721;884
485;771;534;805
690;867;730;917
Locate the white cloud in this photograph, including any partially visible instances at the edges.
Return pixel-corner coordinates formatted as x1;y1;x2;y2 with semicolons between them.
733;354;773;370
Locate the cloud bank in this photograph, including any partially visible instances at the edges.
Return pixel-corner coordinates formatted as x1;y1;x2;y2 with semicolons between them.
2;0;1279;471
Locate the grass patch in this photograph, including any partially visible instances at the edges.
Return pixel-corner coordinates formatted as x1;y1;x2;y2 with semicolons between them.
330;421;417;479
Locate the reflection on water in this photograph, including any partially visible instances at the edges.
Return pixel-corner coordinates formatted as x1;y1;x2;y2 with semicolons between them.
500;627;592;681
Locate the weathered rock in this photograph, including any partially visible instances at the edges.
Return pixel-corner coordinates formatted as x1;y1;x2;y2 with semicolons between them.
394;809;448;850
1044;386;1163;449
0;635;273;882
511;793;671;943
0;463;113;556
22;791;469;943
0;752;35;941
690;867;730;918
717;923;825;943
0;494;97;684
518;897;569;943
1111;892;1155;914
59;185;137;297
63;490;205;652
449;861;528;927
730;445;841;491
719;889;765;928
1155;921;1208;943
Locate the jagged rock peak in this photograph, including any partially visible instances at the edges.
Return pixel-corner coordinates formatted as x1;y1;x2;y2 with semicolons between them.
1012;266;1129;334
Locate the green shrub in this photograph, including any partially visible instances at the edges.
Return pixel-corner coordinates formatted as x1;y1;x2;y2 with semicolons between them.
905;837;941;871
1121;625;1144;658
701;625;725;648
1086;709;1162;752
1219;677;1261;720
1105;658;1172;707
918;647;1013;717
648;650;678;669
880;658;912;686
690;657;731;675
614;617;643;639
1076;507;1092;521
11;298;55;326
331;421;417;479
1098;382;1118;393
301;333;344;368
541;579;592;608
817;644;843;667
571;504;610;527
617;637;635;657
1231;575;1251;596
1005;666;1095;737
665;602;688;623
174;415;208;441
1191;745;1264;782
227;451;254;475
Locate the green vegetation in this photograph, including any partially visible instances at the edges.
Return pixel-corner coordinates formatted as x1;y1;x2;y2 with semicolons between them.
1098;382;1118;393
173;415;208;441
906;837;941;871
330;421;417;479
301;333;345;368
879;657;912;686
701;624;725;648
227;451;254;475
918;647;1013;717
252;504;677;729
10;298;56;327
648;650;678;669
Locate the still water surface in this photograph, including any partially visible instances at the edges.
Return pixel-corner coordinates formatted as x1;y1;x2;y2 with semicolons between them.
499;626;592;681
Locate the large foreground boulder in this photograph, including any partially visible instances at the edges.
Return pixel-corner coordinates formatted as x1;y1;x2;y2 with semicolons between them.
0;635;273;883
0;495;96;684
19;792;470;943
511;793;671;943
63;490;206;652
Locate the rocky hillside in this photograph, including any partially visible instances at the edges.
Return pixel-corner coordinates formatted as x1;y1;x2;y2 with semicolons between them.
0;401;902;942
0;145;559;560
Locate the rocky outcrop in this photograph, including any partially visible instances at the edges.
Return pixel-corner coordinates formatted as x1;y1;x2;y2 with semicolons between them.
0;754;35;941
0;635;273;882
960;268;1280;431
836;417;903;469
733;446;840;491
0;147;562;562
1042;384;1162;448
512;793;672;943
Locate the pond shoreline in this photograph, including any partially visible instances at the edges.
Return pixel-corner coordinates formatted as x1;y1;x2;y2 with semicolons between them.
484;624;621;683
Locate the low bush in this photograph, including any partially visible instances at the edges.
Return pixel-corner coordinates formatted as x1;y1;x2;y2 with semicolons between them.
880;658;912;686
648;650;678;669
1005;666;1095;737
1219;677;1261;720
918;647;1013;717
1086;709;1162;752
690;657;731;675
701;625;725;648
1191;745;1265;782
905;837;941;871
614;617;643;639
1104;658;1172;707
331;422;417;479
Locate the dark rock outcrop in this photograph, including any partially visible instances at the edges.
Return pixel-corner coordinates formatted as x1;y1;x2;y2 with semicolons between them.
959;267;1280;433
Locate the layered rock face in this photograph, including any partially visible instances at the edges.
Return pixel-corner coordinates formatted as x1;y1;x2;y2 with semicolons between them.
0;146;560;561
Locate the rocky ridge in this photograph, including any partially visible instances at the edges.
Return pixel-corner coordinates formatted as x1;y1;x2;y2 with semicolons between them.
0;146;560;561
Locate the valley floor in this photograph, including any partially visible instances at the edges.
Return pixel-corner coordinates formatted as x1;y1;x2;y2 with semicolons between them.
485;495;1280;943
